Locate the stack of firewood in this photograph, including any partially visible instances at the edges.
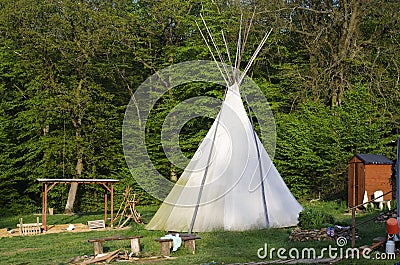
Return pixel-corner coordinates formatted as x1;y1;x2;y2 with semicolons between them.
69;249;130;264
374;209;397;223
289;227;330;242
289;225;358;242
70;250;173;264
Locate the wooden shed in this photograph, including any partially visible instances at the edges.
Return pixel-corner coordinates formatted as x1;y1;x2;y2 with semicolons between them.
348;154;393;208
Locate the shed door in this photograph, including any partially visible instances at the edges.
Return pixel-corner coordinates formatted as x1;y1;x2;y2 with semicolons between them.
355;163;365;205
348;161;365;207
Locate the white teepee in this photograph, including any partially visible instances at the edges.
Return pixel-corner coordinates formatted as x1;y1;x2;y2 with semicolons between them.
146;15;302;232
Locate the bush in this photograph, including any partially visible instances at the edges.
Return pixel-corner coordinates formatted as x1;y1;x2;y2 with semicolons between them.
298;207;335;229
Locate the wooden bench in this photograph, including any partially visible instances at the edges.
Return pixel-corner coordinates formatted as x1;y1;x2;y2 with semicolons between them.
17;217;42;235
87;220;106;229
155;235;200;256
88;235;142;256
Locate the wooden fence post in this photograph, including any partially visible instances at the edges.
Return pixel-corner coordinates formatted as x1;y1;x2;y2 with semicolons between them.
351;207;356;248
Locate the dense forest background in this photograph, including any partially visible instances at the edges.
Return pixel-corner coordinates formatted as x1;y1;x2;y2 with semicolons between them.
0;0;399;215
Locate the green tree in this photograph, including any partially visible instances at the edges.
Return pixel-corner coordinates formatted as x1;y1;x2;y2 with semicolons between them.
0;0;138;213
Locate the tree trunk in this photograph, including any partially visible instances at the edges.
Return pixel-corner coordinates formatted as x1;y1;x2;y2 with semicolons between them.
64;182;78;214
64;131;83;213
64;79;84;213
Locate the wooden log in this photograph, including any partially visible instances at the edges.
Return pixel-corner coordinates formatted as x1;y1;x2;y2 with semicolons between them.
119;215;131;228
183;238;196;254
130;237;140;255
155;239;173;256
93;241;104;255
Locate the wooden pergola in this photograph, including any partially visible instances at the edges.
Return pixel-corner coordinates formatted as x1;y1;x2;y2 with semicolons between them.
37;178;119;231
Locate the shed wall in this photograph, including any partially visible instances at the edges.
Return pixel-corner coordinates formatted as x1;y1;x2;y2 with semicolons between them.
364;164;392;201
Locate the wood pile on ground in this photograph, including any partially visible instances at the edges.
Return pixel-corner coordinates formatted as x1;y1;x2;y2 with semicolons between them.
0;223;111;238
289;227;330;242
289;225;358;242
374;209;397;222
69;249;176;264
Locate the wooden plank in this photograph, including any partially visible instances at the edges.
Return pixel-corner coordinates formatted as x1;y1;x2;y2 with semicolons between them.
37;178;119;183
17;223;43;227
88;235;142;242
155;238;173;243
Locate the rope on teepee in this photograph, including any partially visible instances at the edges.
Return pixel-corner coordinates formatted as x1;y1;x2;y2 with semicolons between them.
189;109;222;234
238;24;272;226
243;94;269;226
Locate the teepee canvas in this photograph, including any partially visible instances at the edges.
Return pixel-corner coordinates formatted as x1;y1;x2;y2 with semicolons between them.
146;16;302;232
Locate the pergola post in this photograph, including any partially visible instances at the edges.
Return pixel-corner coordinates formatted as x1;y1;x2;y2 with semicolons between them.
42;183;47;231
42;182;57;231
111;184;114;227
104;191;108;224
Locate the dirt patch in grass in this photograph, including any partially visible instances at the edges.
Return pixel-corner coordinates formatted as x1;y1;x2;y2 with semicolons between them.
0;223;120;238
1;247;39;256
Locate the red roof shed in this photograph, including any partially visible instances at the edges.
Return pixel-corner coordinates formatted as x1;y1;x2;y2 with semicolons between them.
348;154;393;208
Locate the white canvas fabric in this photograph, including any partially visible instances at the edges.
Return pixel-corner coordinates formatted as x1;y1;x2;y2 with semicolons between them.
146;83;303;232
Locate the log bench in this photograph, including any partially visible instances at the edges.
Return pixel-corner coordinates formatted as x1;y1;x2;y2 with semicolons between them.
155;235;200;256
88;235;142;256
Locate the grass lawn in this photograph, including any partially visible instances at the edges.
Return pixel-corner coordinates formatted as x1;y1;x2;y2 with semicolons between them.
0;202;398;265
